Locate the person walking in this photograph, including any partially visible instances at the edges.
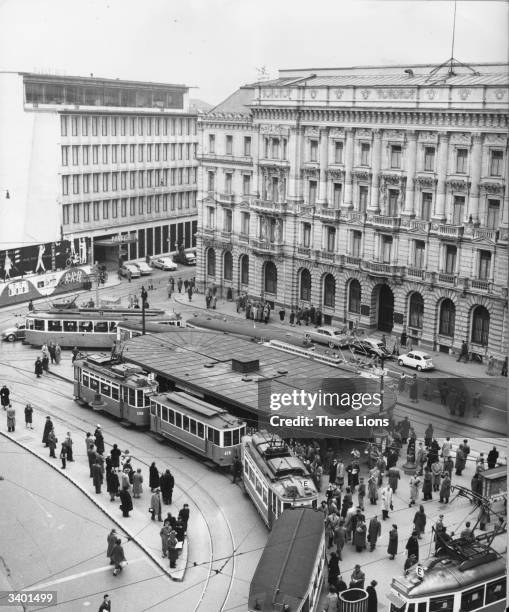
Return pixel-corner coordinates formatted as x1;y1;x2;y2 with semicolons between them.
110;539;126;576
98;594;111;611
6;404;15;432
24;403;33;429
48;342;56;365
107;469;120;502
94;426;105;455
64;432;74;461
160;522;171;558
168;528;179;569
42;416;53;446
110;444;121;468
431;458;442;492
409;474;421;507
422;468;433;501
149;462;160;491
457;340;469;363
455;447;466;476
178;504;190;531
48;429;57;458
366;581;378;612
381;485;393;520
41;353;50;373
160;469;175;504
440;473;451;504
92;460;103;494
150;488;162;521
119;486;133;517
388;524;398;560
59;443;67;469
327;552;340;586
54;343;62;365
35;357;43;378
353;519;367;552
1;385;10;410
87;444;97;478
132;468;143;498
368;515;381;551
487;446;499;469
406;531;420;562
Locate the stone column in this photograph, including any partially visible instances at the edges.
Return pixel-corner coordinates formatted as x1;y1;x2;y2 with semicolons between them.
368;129;382;213
251;128;260;198
402;131;417;217
467;134;482;224
432;132;450;222
287;127;302;203
343;128;355;209
317;128;329;205
501;151;509;236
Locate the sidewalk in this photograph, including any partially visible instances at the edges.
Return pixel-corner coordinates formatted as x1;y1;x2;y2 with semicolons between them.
0;409;188;582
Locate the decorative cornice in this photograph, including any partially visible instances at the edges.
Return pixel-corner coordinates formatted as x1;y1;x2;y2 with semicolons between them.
446;178;471;191
414;174;438;188
352;169;372;181
480;180;505;194
259;124;290;136
327;168;345;181
301;167;319;179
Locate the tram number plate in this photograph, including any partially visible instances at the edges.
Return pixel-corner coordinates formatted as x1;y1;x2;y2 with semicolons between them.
136;412;144;416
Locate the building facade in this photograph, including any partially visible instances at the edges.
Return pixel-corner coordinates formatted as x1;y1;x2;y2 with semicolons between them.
0;72;198;274
196;63;508;359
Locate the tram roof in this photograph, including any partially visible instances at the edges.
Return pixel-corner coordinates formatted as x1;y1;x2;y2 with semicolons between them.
248;507;324;611
29;309;167;320
122;328;363;415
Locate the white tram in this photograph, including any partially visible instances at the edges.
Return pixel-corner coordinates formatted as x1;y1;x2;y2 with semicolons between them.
241;431;318;528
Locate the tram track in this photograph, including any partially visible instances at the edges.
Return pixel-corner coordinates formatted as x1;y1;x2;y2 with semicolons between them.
0;359;238;612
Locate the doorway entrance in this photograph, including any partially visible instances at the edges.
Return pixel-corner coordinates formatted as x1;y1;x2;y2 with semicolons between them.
377;284;394;332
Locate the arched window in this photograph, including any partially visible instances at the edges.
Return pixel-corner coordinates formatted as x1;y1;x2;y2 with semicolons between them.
408;293;424;329
264;261;277;294
323;274;335;309
206;248;216;277
300;269;311;301
439;299;455;337
471;306;490;346
348;279;361;314
223;251;233;281
240;255;249;285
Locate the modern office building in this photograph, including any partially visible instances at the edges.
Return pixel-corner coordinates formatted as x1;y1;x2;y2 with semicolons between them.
196;62;508;359
0;72;198;274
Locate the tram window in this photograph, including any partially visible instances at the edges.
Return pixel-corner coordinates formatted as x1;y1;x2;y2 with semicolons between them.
175;413;182;428
34;319;45;330
168;409;174;424
79;321;93;332
429;596;454;612
150;402;156;416
197;423;204;438
223;431;232;447
48;320;62;332
485;578;506;603
255;477;262;497
207;427;220;445
182;416;189;431
162;407;168;422
156;405;161;418
417;604;426;612
90;377;99;391
283;502;292;510
128;388;136;406
262;486;268;505
144;393;151;407
190;419;197;435
26;319;34;330
232;429;240;446
100;382;110;396
94;321;108;333
461;586;484;611
136;390;144;407
109;322;117;332
82;374;89;387
63;321;77;332
111;386;119;401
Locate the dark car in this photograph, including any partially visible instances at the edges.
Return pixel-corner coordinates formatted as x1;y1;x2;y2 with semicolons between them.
1;323;26;342
349;337;393;359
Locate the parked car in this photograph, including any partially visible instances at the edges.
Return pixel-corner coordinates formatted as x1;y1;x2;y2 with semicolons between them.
350;337;393;359
119;264;141;278
1;323;26;342
304;326;352;348
132;261;153;275
398;351;434;371
183;251;196;265
151;257;178;271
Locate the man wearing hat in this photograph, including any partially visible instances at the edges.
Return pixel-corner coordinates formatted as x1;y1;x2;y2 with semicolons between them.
150;488;162;521
42;416;53;447
94;425;105;455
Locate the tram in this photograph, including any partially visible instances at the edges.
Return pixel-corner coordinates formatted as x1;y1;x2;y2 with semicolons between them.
241;431;318;528
150;392;246;467
389;537;507;612
116;317;184;342
248;507;325;612
73;353;158;426
24;308;178;348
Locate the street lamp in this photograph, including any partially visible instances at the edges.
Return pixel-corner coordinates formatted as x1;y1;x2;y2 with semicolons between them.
141;285;148;335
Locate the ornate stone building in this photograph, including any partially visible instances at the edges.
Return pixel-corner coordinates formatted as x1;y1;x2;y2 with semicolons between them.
196;63;508;359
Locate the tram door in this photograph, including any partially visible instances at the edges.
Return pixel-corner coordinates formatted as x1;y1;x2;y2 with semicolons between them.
268;491;276;527
119;388;126;420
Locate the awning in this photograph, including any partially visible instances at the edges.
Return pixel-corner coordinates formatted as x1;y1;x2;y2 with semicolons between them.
94;236;138;246
386;591;407;609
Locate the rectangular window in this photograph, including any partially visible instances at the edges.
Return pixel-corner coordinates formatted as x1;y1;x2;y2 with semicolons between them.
138;197;144;214
121;172;127;190
138;144;144;162
302;222;311;247
72;175;80;195
224;209;232;232
271;138;280;159
360;143;370;166
490;150;503;176
326;227;336;252
264;138;269;158
310;139;318;162
73;203;80;223
155;144;160;162
163;144;168;161
456;148;468;173
129;144;135;163
146;196;152;213
83;145;89;165
83;174;90;193
112;145;118;164
424;147;435;171
93;201;100;220
225;173;232;194
101;117;108;136
241;212;250;235
244;136;251;156
414;240;425;268
61;146;69;166
387;189;399;216
71;145;79;165
92;116;98;136
421;192;432;220
381;236;392;263
242;174;251;195
130;198;136;216
209;134;215;153
429;596;454;612
92;145;99;165
82;117;89;136
102;201;109;219
121;144;127;163
93;174;99;192
60;116;68;137
146;118;152;136
478;250;491;280
352;231;362;257
62;175;69;196
111;117;117;136
62;204;70;225
445;245;457;274
452;195;465;225
358;186;368;211
130;172;136;189
309;180;317;206
138;171;144;188
83;202;90;222
207;207;215;228
102;145;108;164
120;117;126;136
225;135;233;155
282;138;288;160
390;145;402;169
147;144;152;162
487;200;500;229
71;116;78;136
121;199;127;217
112;173;118;191
138;117;144;136
334;141;343;164
102;173;109;192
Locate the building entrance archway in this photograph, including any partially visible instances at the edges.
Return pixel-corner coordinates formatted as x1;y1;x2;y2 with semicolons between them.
374;284;394;332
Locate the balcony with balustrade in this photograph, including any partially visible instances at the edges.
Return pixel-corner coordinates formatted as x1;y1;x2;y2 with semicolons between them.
367;215;401;230
406;219;431;234
361;260;404;278
406;267;426;280
435;224;464;239
469;278;492;293
251;239;284;257
197;152;253;166
342;255;361;269
296;245;311;259
251;199;288;215
469;228;499;242
437;272;457;285
216;192;235;207
342;210;366;225
315;207;341;223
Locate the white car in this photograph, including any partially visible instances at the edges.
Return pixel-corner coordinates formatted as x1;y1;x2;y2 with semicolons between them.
132;261;153;275
151;257;177;271
398;350;434;371
304;326;352;348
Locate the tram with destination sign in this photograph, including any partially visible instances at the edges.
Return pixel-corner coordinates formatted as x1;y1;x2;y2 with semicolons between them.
73;353;158;426
150;392;246;467
241;431;318;528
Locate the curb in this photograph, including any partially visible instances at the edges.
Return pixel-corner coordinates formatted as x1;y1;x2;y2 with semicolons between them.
0;430;184;582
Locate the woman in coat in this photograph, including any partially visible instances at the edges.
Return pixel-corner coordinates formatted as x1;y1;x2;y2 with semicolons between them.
440;474;451;504
6;405;15;432
387;525;398;559
455;448;466;476
35;357;43;377
54;344;62;365
327;552;340;585
431;460;442;492
334;520;346;560
405;532;420;561
149;462;160;491
160;523;171;558
326;512;340;548
353;520;367;552
132;469;143;498
422;468;433;501
413;505;427;538
388;467;400;493
368;516;381;551
119;487;133;517
48;429;57;458
107;469;120;501
110;539;126;576
409;475;421;507
367;472;378;505
106;529;117;563
380;485;392;521
24;404;33;429
42;417;53;446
